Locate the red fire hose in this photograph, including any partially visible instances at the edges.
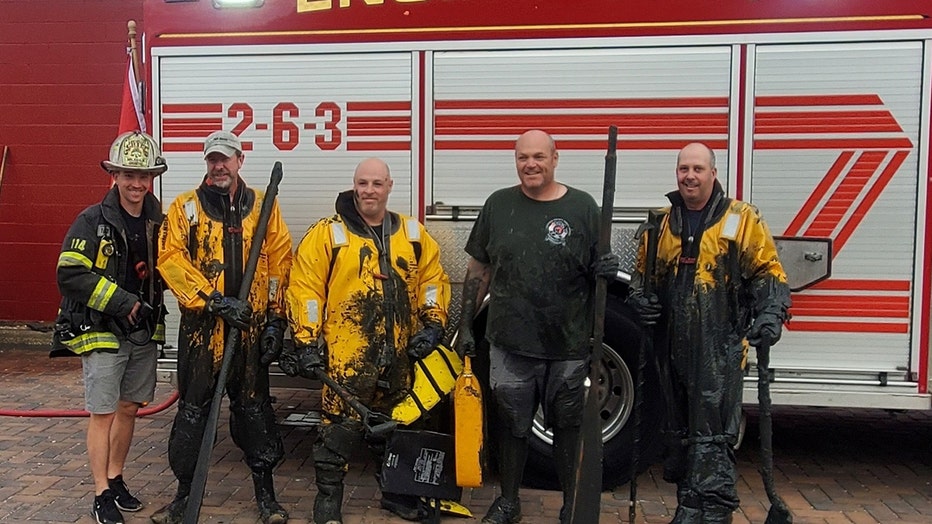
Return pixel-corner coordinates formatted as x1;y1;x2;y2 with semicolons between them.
0;389;179;418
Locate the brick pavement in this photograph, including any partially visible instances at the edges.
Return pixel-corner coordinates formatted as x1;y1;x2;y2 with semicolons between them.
0;344;930;524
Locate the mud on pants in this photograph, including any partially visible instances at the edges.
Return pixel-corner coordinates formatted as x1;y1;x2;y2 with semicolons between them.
488;348;586;504
168;331;284;491
658;337;744;523
312;418;368;524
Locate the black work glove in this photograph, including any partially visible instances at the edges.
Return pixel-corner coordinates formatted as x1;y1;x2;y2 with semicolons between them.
205;291;252;330
747;313;783;347
455;328;477;359
591;252;620;280
295;343;323;379
259;317;287;366
406;322;444;359
628;289;661;327
277;343;300;377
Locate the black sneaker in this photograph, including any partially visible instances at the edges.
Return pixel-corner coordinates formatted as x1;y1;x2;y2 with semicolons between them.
108;475;142;512
92;489;125;524
482;496;521;524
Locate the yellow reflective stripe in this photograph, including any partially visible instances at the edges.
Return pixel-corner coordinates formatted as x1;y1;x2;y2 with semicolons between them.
330;221;348;247
88;278;118;310
63;331;119;354
404;217;420;242
58;251;92;269
153;322;166;343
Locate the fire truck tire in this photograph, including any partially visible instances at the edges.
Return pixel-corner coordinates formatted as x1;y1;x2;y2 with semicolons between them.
521;294;665;490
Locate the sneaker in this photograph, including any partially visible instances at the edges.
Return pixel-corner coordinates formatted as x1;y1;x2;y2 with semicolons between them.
482;496;521;524
380;492;426;522
92;489;125;524
108;475;142;512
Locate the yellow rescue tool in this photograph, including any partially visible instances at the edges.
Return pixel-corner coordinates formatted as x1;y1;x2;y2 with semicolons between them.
454;355;483;487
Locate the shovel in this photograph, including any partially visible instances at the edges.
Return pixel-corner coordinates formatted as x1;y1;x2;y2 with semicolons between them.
312;368;398;440
453;355;483;487
756;342;793;524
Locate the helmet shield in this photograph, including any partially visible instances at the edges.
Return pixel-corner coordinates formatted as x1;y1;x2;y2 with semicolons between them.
101;131;168;176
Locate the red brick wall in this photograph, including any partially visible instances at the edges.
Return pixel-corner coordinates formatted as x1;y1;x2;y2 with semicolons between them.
0;0;143;321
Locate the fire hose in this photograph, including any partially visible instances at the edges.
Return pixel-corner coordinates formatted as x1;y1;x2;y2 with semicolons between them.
0;389;179;418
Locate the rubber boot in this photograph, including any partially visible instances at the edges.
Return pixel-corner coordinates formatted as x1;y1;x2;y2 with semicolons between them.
669;505;703;524
150;482;189;524
552;427;579;524
314;479;344;524
482;434;526;524
253;469;288;524
670;485;703;524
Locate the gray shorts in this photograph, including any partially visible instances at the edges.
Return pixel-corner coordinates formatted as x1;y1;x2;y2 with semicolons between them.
488;344;587;436
82;337;158;414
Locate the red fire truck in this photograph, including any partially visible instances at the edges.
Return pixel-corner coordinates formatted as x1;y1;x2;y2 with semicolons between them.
144;0;932;488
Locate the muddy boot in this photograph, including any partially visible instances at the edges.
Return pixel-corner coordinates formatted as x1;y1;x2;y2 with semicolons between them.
669;505;703;524
150;483;189;524
482;433;527;524
253;469;288;524
313;479;344;524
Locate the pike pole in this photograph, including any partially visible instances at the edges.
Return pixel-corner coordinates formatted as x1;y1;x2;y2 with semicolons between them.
567;125;617;524
628;209;661;522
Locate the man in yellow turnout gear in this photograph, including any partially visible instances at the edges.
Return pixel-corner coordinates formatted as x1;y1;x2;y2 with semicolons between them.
629;143;791;524
283;158;450;523
153;131;293;524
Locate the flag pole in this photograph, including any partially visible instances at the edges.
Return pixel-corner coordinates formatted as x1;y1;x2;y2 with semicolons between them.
127;20;145;120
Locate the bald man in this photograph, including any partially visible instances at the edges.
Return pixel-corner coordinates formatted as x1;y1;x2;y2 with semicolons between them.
457;130;620;523
629;143;791;523
283;158;451;523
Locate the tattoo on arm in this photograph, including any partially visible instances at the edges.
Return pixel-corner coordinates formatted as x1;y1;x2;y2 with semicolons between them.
459;258;491;330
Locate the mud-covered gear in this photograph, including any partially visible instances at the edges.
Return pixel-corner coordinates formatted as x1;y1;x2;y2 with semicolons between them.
101;131;168;176
259;316;287;366
53;186;166;356
158;175;290;509
747;312;783;347
628;289;662;327
295;343;323;379
252;469;288;524
482;495;522;524
465;185;600;361
591;251;620;280
276;343;301;377
455;327;478;359
159;177;292;367
286;189;450;419
391;343;463;425
204;291;253;330
406;322;444;359
631;180;790;518
149;494;188;524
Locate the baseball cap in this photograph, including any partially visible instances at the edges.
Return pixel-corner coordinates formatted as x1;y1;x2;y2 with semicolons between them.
203;130;242;159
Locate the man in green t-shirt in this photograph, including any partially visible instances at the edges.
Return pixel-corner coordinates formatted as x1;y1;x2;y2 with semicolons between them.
456;129;619;524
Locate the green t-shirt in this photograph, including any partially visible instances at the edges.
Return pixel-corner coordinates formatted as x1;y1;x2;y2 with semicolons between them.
466;185;599;360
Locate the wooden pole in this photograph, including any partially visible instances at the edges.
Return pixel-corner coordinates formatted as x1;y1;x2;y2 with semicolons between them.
127;20;140;82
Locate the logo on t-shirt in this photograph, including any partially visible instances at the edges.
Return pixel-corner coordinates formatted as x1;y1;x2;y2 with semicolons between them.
545;218;572;246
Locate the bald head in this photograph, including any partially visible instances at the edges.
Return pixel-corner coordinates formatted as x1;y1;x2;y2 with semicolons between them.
514;129;560;199
675;143;718;211
353;157;393;225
